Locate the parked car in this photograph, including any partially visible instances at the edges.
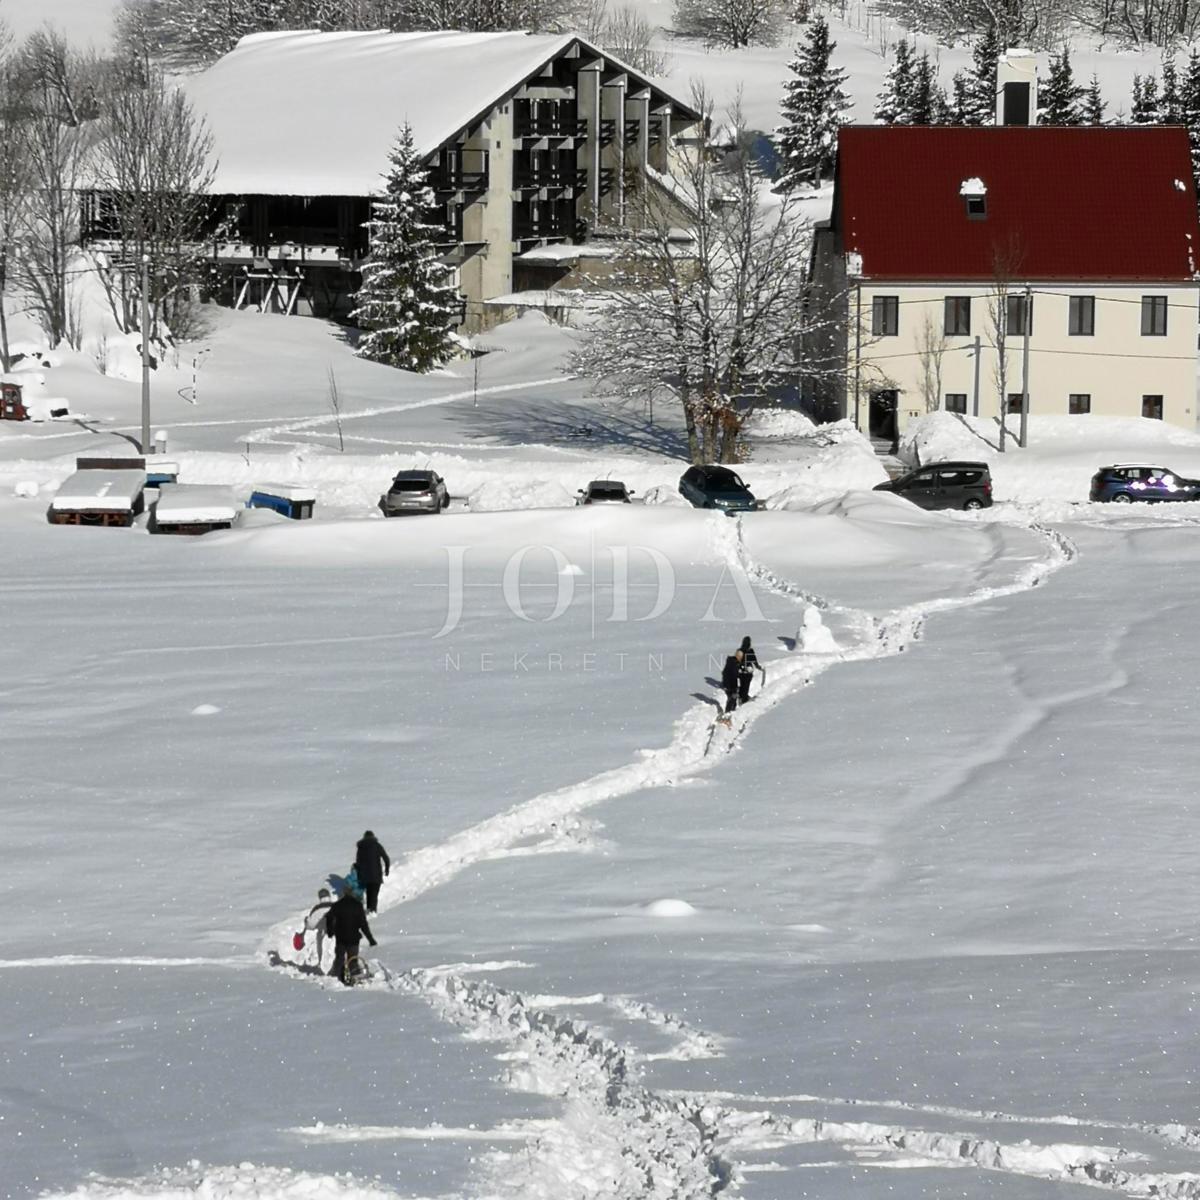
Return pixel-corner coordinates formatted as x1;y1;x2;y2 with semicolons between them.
679;465;757;512
381;469;450;516
1089;464;1200;503
577;480;634;505
873;461;993;511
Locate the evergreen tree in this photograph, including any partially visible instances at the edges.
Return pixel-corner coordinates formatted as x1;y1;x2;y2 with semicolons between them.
1131;73;1161;123
1038;46;1084;125
1182;48;1200;187
874;38;914;125
949;70;972;125
1161;57;1183;123
908;53;933;124
959;24;999;126
350;122;459;372
1082;74;1106;124
775;16;851;190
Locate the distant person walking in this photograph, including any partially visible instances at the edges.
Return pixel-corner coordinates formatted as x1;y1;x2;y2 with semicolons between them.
738;636;764;704
720;649;744;716
325;889;377;986
354;830;391;915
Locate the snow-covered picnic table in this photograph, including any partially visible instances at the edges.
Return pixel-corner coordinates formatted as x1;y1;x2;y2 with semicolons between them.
49;470;147;526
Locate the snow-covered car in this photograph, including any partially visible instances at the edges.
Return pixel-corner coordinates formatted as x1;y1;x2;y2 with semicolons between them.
576;480;634;505
381;470;450;515
1089;464;1200;503
678;465;757;513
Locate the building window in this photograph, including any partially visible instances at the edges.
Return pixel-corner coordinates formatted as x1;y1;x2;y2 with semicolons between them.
1007;393;1025;414
945;393;968;414
1142;394;1164;419
965;195;986;220
1068;393;1091;414
1005;293;1032;336
944;296;971;336
872;295;899;337
1068;296;1095;336
1141;295;1168;336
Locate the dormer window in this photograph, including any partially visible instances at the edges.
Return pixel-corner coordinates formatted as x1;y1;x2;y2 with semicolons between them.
960;177;987;220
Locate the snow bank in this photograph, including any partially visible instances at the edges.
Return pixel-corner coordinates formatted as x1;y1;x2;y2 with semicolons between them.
745;407;817;440
760;420;886;508
37;1162;403;1199
468;478;576;512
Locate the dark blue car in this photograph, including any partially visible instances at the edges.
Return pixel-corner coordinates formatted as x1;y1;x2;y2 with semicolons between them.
1089;464;1200;503
679;465;757;513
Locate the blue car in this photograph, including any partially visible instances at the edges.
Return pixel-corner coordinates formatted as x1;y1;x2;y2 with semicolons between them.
1089;464;1200;503
679;465;757;513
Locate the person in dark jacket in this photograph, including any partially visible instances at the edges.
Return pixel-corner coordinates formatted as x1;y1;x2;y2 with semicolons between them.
720;649;743;715
325;890;377;986
738;636;762;703
354;830;391;914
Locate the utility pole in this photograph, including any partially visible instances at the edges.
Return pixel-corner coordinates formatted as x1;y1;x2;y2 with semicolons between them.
972;334;981;417
853;282;862;432
1019;283;1031;448
140;253;152;455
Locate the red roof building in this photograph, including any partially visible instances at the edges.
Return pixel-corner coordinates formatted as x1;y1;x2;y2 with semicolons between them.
808;124;1200;439
833;125;1200;282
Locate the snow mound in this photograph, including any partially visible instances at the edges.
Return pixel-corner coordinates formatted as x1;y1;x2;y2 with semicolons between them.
37;1162;402;1199
13;480;38;498
798;606;839;653
746;408;817;440
762;422;886;509
640;484;687;506
643;898;697;917
468;478;575;512
191;704;221;717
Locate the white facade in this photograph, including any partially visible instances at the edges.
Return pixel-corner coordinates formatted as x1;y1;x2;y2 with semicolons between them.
849;281;1200;432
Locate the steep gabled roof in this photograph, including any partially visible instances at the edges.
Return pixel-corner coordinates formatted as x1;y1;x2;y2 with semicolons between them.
835;125;1200;283
181;29;694;198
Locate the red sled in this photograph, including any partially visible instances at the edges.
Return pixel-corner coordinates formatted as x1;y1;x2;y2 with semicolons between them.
292;931;305;951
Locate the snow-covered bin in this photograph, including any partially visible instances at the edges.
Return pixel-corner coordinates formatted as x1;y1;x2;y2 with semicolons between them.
151;486;240;535
48;470;146;527
248;482;316;520
145;460;180;487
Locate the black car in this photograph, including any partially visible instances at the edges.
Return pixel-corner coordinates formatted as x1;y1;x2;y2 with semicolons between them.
679;465;757;513
1089;464;1200;503
873;461;993;511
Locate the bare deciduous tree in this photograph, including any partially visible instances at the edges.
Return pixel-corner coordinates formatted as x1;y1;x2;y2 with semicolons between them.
573;91;839;464
671;0;787;48
917;309;948;413
584;1;670;75
91;69;217;339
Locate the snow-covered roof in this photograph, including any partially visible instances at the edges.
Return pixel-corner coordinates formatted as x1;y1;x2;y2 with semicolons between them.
182;30;693;197
959;177;987;196
482;288;591;307
515;243;617;263
252;482;317;502
155;486;240;524
51;470;146;511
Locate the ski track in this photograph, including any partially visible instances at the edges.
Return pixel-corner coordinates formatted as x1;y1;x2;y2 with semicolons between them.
55;511;1200;1199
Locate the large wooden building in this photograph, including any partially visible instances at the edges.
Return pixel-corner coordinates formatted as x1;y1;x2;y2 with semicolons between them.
82;30;703;330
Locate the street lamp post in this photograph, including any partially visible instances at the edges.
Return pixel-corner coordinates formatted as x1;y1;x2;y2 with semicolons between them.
140;253;152;455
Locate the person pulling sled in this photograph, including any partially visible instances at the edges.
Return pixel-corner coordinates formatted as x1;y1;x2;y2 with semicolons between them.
737;636;765;704
325;882;377;986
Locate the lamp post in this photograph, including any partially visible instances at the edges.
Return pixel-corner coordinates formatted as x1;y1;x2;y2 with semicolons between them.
140;253;152;454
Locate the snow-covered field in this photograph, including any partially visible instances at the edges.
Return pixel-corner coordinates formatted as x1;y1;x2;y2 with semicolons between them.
4;300;1200;1200
4;7;1200;1198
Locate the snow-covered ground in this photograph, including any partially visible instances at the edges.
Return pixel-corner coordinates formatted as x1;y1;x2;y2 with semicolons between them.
4;8;1200;1197
4;302;1200;1200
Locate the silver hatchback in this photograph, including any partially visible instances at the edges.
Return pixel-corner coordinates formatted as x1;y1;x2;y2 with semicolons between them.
381;470;450;516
